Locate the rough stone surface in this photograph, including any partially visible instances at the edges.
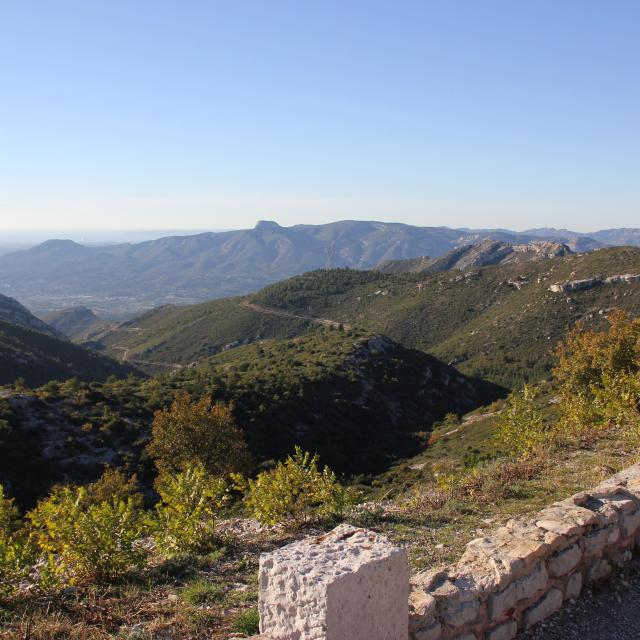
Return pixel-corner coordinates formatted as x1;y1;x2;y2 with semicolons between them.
490;563;547;621
440;598;480;627
587;558;612;583
413;620;441;640
524;588;563;628
409;590;436;632
620;509;640;538
259;524;408;640
547;544;582;578
256;464;640;640
565;572;582;600
485;620;518;640
583;526;618;558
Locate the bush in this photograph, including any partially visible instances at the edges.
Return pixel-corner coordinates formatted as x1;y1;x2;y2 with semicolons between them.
0;484;19;535
147;392;250;476
28;486;148;584
243;447;352;528
554;311;640;435
493;385;552;458
153;465;228;557
0;530;35;596
85;468;143;507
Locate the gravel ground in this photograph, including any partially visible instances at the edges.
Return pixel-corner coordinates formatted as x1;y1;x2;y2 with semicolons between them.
519;561;640;640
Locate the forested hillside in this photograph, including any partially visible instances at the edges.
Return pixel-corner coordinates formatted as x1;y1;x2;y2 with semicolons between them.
97;247;640;389
0;320;136;387
0;328;501;507
252;247;640;387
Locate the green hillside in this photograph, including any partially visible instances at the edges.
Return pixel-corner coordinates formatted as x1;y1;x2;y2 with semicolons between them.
173;328;503;474
41;306;109;341
1;328;501;506
98;296;313;368
0;319;137;387
251;247;640;388
96;247;640;389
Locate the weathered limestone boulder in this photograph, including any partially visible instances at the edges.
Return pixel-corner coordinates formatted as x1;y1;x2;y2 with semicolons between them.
258;524;409;640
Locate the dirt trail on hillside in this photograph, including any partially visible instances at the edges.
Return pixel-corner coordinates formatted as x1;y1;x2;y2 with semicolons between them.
112;346;184;372
241;300;351;330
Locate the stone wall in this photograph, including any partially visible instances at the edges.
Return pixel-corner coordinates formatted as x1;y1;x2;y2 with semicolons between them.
254;464;640;640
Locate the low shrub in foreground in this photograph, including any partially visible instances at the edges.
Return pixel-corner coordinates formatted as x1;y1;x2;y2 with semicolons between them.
243;447;352;528
153;465;228;557
28;486;149;584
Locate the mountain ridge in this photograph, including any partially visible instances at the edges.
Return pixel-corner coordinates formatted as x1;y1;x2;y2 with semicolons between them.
376;239;573;273
3;221;638;316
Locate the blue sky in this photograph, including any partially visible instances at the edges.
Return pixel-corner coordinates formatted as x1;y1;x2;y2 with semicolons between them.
1;1;638;232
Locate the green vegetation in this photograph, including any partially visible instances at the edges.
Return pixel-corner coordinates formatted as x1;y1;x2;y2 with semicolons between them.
493;385;551;458
251;247;640;388
231;607;260;635
90;247;640;389
98;296;312;369
177;328;501;474
41;306;108;342
153;465;228;556
243;446;353;528
0;319;137;387
0;328;500;510
148;392;250;476
28;485;148;585
2;309;640;638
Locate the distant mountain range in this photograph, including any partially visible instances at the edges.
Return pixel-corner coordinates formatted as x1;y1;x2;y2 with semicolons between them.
1;220;639;317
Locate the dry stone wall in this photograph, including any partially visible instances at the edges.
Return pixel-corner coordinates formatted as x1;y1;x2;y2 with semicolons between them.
253;464;640;640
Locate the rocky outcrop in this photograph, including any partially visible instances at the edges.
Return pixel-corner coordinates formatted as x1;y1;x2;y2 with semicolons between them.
376;240;573;274
253;464;640;640
549;273;640;293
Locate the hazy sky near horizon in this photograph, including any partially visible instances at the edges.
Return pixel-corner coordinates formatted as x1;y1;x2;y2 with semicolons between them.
1;1;638;233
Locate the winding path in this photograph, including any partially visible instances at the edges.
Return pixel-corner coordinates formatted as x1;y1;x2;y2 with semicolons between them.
241;300;351;330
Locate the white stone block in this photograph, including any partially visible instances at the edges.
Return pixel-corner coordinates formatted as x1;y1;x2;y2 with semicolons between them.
259;524;409;640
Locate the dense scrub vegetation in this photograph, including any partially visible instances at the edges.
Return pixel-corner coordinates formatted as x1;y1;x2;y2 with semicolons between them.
95;247;640;389
0;319;136;387
0;328;501;508
2;309;640;638
251;247;640;388
98;296;312;367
